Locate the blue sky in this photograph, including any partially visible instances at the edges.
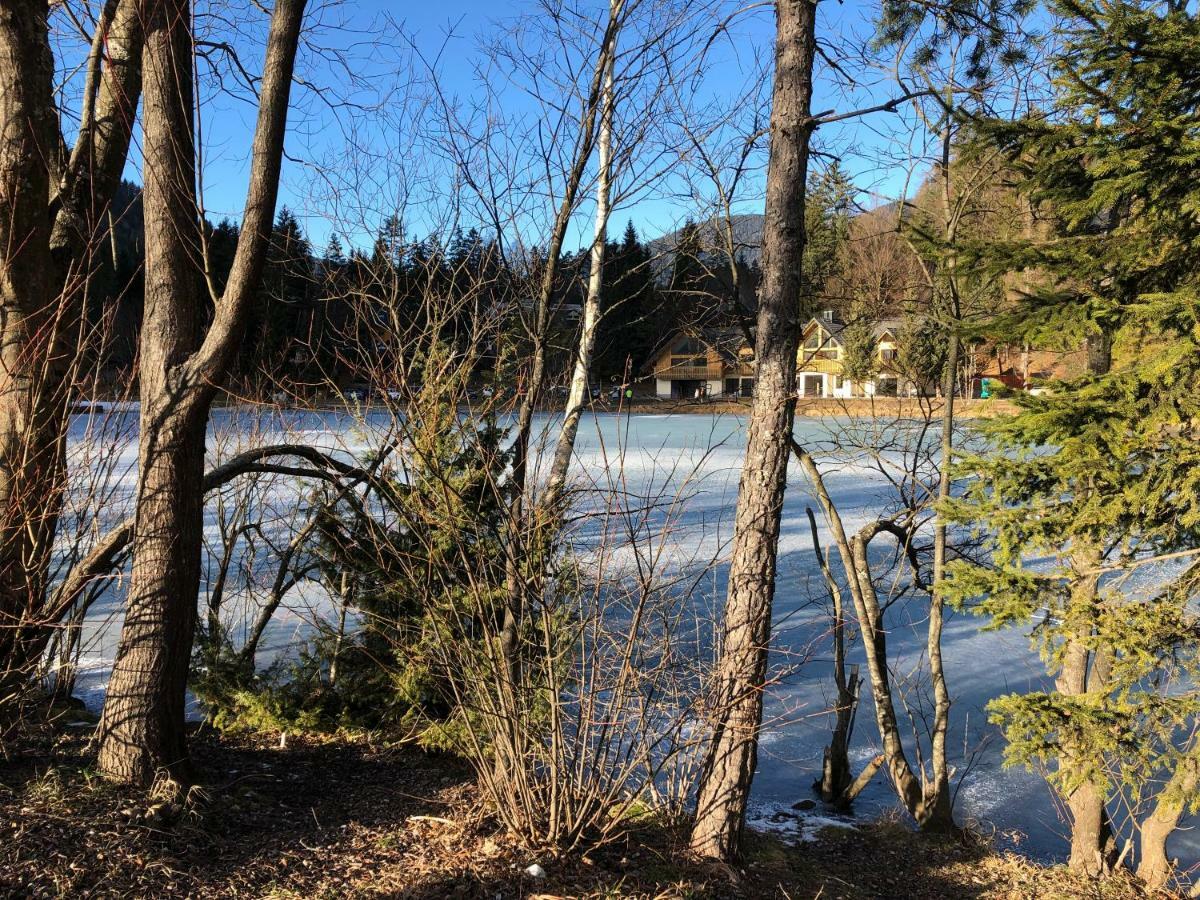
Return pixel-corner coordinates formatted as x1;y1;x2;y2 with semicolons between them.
74;0;945;252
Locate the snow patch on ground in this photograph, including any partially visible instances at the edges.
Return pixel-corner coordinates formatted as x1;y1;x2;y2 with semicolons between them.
747;800;858;842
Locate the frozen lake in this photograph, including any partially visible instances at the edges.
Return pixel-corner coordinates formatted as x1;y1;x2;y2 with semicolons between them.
60;405;1197;871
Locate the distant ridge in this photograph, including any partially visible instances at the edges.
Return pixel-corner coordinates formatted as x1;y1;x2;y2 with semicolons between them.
646;213;765;269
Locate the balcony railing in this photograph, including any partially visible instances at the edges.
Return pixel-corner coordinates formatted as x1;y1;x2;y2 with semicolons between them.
654;362;757;379
654;365;719;379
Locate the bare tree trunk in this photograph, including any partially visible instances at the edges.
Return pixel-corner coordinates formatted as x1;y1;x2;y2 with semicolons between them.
1056;566;1118;876
0;0;143;695
0;0;59;698
807;507;857;806
689;0;816;861
1054;340;1118;874
327;570;350;688
98;0;305;785
96;0;204;784
497;6;621;681
545;19;617;504
1136;741;1198;889
922;330;958;832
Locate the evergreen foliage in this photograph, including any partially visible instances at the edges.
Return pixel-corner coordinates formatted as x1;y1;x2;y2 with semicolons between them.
197;345;515;746
945;0;1200;866
895;315;947;391
802;163;853;312
839;319;878;384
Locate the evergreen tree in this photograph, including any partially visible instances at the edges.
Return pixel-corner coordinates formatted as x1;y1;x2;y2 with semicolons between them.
666;218;706;323
947;1;1200;884
839;318;877;385
311;352;513;743
802;162;853;312
895;315;946;394
592;221;661;381
322;233;346;268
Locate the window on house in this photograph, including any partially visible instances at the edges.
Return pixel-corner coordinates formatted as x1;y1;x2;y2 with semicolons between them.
801;328;838;359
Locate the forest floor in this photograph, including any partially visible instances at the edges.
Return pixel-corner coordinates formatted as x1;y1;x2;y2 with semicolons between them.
0;722;1160;899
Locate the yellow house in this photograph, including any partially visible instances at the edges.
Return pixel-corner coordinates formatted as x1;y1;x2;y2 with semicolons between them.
649;313;917;400
649;328;756;399
797;312;908;398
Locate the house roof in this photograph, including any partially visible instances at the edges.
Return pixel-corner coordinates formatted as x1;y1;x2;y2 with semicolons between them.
643;325;753;373
802;314;907;347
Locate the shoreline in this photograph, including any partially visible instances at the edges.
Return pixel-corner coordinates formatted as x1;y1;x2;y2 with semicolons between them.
615;395;1018;419
71;395;1019;420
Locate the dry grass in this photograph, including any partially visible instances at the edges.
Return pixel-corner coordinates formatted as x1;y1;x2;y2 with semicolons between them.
0;726;1165;899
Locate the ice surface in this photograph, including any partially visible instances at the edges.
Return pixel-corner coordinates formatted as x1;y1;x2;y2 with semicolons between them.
59;406;1196;868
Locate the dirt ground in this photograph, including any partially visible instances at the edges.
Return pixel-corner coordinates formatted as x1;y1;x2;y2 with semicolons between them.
0;726;1158;899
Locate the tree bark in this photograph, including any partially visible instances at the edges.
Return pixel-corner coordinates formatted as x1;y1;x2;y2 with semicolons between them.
1055;339;1118;874
0;0;59;697
1056;568;1118;876
97;0;305;785
545;13;617;506
1136;743;1198;890
0;0;143;694
921;330;957;832
689;0;816;861
96;0;205;784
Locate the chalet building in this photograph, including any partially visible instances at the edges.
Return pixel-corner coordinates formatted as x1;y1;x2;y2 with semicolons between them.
797;311;910;398
648;312;931;400
648;328;756;399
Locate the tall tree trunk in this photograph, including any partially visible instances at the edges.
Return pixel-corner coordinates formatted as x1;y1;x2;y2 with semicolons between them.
1055;338;1118;874
0;0;59;699
96;0;204;784
546;19;616;505
1059;676;1117;875
0;0;143;695
918;96;966;830
97;0;305;785
921;329;957;832
689;0;816;861
1056;569;1118;876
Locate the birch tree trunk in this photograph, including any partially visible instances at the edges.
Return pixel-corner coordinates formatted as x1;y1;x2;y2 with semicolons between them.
545;18;617;505
689;0;816;861
497;6;621;681
97;0;305;785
